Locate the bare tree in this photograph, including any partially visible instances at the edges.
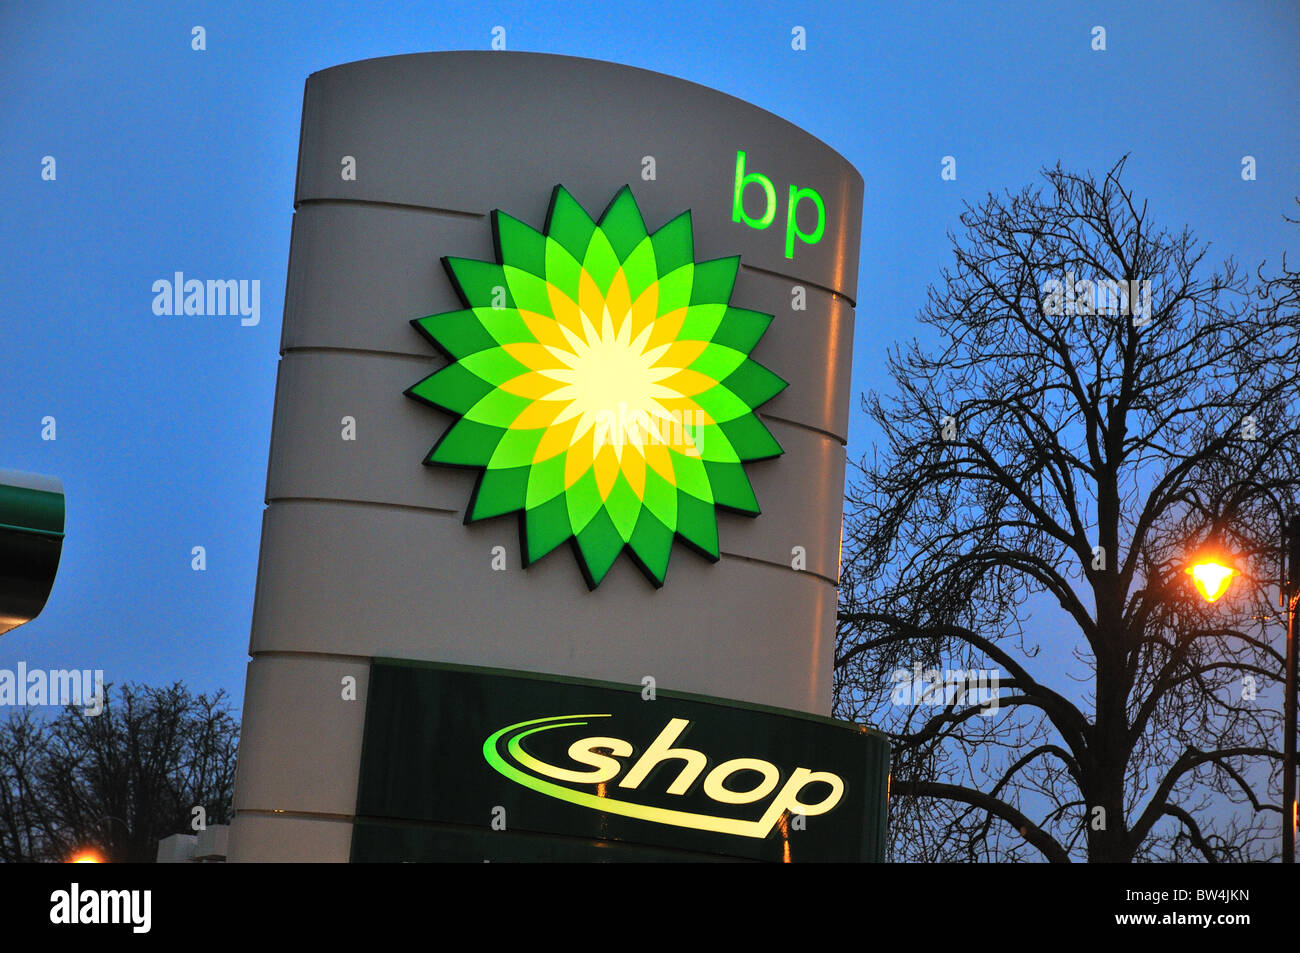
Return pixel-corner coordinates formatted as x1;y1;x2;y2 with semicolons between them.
836;159;1300;862
0;682;238;862
0;708;54;862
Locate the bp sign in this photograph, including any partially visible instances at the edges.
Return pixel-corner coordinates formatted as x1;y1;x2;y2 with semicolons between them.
228;52;874;863
406;185;786;588
353;661;890;862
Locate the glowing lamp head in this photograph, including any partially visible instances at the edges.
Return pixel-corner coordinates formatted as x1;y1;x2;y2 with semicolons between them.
69;848;105;863
1186;560;1238;603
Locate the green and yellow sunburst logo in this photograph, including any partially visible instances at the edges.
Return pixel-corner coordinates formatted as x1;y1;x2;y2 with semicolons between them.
406;185;786;588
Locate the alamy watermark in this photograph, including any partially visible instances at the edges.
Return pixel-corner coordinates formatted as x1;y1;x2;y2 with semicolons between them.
151;272;260;326
593;403;705;455
1040;272;1152;325
50;883;150;933
890;663;1001;715
0;663;104;715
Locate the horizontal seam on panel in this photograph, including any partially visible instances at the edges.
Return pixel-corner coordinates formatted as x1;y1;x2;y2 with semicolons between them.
263;499;836;583
738;262;857;308
760;413;846;445
717;548;839;588
249;649;375;665
233;808;354;824
295;196;486;219
280;344;442;363
266;496;462;518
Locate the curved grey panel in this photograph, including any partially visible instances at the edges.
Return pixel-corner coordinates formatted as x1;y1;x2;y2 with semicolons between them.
248;500;837;714
233;655;368;816
280;204;487;358
295;52;863;299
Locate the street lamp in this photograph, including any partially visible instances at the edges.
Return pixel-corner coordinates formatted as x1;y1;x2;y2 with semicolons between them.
1185;558;1238;604
1186;514;1300;864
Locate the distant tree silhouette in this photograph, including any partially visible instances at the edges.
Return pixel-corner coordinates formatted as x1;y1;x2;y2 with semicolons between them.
836;160;1300;861
0;682;237;862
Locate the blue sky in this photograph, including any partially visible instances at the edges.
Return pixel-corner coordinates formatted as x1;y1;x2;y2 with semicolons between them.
1;0;1297;712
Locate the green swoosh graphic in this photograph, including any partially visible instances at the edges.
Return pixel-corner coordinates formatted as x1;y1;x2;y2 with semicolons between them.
482;714;771;839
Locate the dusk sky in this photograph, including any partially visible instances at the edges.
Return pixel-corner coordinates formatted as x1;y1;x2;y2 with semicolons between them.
1;0;1297;713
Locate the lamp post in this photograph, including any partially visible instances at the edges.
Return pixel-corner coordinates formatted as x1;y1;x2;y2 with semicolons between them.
1187;512;1299;863
1284;515;1300;865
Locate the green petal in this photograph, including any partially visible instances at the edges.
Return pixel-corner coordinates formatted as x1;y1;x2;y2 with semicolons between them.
604;474;642;543
721;359;788;410
544;236;583;303
620;236;658;303
691;386;754;427
501;266;553;320
447;258;512;308
407;363;493;415
457;348;531;387
547;187;597;263
599;186;649;261
677;302;728;343
462;383;534;426
689;256;739;305
628;511;673;586
704;460;760;514
650;212;694;275
686;342;747;383
474;306;534;347
720;414;783;461
429;419;505;466
690;421;742;464
669;449;713;504
642;466;678;529
565;468;603;534
676;492;719;559
524;495;572;564
712;307;774;354
470;466;529;520
413;310;496;359
576;509;624;586
656;263;694;315
525;453;566;509
487;426;546;470
581;222;621;293
494;212;548;279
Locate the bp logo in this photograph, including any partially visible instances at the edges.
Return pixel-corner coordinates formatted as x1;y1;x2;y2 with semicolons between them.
406;186;786;588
